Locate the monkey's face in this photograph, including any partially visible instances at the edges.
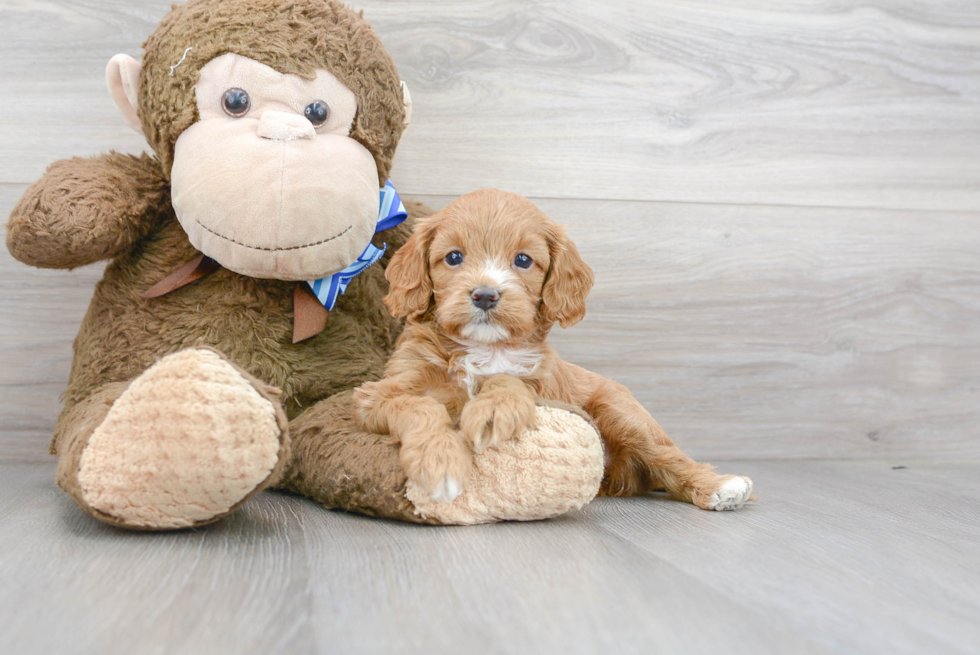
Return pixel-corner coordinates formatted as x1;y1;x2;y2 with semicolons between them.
169;53;380;280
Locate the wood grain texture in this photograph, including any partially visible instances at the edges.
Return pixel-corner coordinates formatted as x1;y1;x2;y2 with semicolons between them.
516;197;980;461
1;459;978;654
0;1;978;210
3;186;977;461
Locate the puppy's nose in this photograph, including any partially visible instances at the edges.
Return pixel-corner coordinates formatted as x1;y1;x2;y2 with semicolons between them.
471;287;500;311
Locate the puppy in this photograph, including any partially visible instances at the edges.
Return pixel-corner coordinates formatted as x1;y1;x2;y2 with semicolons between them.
354;189;753;510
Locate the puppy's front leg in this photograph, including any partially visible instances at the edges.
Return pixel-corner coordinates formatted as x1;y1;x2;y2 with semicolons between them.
354;377;471;503
584;376;753;511
460;374;537;453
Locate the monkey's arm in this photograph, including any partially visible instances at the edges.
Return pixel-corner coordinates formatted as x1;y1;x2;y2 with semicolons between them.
6;152;170;269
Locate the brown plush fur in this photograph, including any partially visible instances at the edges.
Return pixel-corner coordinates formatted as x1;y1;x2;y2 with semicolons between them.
140;0;406;182
57;197;417;420
6;0;428;527
281;390;442;524
7;0;613;529
7;153;170;269
19;180;425;525
355;190;754;510
22;173;425;523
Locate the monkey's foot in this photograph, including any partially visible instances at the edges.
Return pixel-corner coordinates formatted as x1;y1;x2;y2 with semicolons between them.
77;348;287;529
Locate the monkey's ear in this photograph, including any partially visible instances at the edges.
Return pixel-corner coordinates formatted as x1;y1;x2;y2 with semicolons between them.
106;54;143;135
384;216;437;319
400;81;412;128
540;226;595;328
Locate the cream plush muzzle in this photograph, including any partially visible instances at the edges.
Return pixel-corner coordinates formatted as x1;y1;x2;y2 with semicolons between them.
168;52;381;281
171;121;379;280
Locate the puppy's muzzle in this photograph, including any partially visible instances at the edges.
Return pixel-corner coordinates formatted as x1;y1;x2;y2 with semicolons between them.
471;286;500;311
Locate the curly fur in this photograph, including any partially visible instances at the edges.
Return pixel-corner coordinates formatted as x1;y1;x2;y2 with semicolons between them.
355;189;755;510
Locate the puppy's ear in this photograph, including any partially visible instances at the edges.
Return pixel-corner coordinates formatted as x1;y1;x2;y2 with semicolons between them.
541;225;594;328
384;215;438;319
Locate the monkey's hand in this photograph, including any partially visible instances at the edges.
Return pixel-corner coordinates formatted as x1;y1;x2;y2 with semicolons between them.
460;375;537;453
7;152;169;269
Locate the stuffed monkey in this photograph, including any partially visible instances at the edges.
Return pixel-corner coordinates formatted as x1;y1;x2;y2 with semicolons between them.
6;0;603;529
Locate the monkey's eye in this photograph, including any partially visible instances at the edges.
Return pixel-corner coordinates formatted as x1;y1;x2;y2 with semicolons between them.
221;88;251;117
514;253;533;269
304;101;330;127
445;251;464;267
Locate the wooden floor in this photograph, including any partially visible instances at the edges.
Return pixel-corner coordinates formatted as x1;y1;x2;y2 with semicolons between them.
2;1;979;653
1;459;978;654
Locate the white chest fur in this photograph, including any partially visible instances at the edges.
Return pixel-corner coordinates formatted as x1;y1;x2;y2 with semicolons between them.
454;345;543;397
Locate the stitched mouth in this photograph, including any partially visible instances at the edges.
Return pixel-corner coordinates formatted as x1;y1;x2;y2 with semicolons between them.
195;220;353;252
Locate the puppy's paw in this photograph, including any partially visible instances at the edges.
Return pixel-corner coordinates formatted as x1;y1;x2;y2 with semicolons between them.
460;389;537;453
401;429;472;503
700;476;754;511
352;382;383;431
429;474;463;504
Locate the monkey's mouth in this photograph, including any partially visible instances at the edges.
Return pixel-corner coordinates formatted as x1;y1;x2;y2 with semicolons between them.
171;120;381;281
194;219;353;252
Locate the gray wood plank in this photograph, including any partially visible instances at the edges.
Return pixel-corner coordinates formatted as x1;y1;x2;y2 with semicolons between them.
4;187;978;461
300;502;825;655
519;197;980;461
1;460;978;654
589;460;980;655
0;463;316;655
1;1;978;210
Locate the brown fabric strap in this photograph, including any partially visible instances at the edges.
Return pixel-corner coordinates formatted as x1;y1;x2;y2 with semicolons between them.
141;253;220;299
142;254;329;342
293;283;330;343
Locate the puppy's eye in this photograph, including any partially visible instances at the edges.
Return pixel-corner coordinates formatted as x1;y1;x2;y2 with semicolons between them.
514;253;533;269
221;88;251;117
304;100;329;127
445;251;464;266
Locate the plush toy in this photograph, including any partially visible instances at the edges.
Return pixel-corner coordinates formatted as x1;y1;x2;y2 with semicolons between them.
6;0;604;529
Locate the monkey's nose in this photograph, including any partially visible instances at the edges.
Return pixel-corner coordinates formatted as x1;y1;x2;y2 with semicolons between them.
256;110;316;141
471;287;500;311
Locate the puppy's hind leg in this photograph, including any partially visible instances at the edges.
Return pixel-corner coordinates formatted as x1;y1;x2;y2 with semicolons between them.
587;379;753;511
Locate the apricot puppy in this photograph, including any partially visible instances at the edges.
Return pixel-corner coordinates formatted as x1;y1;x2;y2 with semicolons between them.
355;189;753;510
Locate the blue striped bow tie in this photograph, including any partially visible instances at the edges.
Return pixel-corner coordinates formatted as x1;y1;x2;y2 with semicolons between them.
305;180;408;311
